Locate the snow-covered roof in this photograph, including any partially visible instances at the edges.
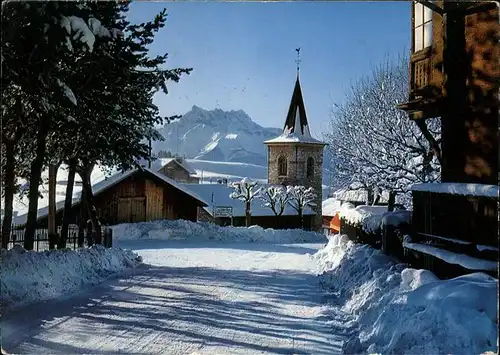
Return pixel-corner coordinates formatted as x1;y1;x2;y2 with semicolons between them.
13;168;208;225
143;168;208;205
181;183;315;218
149;158;197;176
264;77;325;146
322;198;342;217
412;183;498;198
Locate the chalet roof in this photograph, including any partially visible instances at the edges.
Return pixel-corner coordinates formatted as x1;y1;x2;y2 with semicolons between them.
148;158;197;176
264;77;325;145
13;168;208;225
182;183;316;218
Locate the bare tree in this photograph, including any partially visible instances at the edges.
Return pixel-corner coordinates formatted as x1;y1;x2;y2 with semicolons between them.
260;185;290;228
229;178;261;227
287;186;316;229
324;56;441;207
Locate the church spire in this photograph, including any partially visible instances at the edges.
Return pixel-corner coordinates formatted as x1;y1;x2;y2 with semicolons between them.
283;74;311;138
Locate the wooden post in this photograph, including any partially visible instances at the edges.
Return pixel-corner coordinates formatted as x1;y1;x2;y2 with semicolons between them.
441;3;468;183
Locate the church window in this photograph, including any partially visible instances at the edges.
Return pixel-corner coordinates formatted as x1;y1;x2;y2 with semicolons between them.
307;157;314;178
278;156;287;176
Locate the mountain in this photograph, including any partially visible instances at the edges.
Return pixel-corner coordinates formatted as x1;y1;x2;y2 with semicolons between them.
152;106;281;166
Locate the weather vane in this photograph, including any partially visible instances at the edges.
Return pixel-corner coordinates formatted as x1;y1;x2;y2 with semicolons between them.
295;47;301;77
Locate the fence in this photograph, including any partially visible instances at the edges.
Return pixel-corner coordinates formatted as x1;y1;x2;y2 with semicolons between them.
8;225;112;251
339;217;498;279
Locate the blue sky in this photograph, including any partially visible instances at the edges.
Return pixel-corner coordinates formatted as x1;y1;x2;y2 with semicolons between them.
128;1;410;136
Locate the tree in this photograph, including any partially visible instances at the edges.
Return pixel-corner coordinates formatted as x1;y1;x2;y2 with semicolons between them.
260;185;290;228
324;56;441;207
1;2;97;249
287;186;316;229
229;178;262;227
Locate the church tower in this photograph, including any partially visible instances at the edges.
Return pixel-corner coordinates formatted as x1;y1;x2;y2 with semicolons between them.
264;54;326;231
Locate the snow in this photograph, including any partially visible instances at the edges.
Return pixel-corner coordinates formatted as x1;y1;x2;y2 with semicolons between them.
88;17;111;38
149;157;197;175
412;182;499;198
403;241;498;271
111;219;326;244
56;78;77;106
143;168;209;205
477;244;499;252
1;245;142;309
264;131;325;145
68;16;96;52
152;106;281;166
183;183;315;217
186;159;268;183
10;168;208;225
315;234;498;354
322;198;342;217
339;205;387;227
3;238;341;354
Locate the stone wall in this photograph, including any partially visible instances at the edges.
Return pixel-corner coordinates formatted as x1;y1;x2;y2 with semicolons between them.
267;143;325;231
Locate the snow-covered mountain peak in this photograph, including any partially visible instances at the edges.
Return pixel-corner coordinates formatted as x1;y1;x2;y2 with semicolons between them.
153;106;281;165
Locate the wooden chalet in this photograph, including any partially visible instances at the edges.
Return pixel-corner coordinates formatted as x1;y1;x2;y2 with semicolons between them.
398;1;498;184
29;168;208;227
150;157;199;184
397;1;499;278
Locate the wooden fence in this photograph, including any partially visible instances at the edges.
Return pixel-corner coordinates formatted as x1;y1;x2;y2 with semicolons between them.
339;217;498;279
8;225;112;251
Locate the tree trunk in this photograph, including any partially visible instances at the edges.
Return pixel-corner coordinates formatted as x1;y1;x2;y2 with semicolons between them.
24;119;49;250
387;191;396;212
1;140;15;250
245;201;251;227
299;207;303;229
276;214;281;229
59;160;77;249
48;163;59;249
77;185;87;248
80;163;102;244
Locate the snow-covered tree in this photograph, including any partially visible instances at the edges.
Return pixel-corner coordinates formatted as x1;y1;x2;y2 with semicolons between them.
324;56;441;208
260;185;290;228
287;186;317;229
229;178;262;227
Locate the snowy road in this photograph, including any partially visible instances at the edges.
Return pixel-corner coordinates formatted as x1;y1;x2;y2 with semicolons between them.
3;241;343;355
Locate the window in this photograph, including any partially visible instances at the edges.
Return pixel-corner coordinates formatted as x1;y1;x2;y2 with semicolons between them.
307;157;314;178
413;2;432;53
278;156;287;176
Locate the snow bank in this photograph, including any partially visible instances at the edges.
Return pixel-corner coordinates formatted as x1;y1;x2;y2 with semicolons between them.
315;235;498;355
111;219;326;244
338;204;411;235
1;245;142;309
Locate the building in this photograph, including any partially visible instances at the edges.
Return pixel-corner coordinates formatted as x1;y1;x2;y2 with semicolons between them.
19;168;208;227
264;74;327;231
184;182;315;229
397;1;499;277
148;157;199;184
397;1;498;184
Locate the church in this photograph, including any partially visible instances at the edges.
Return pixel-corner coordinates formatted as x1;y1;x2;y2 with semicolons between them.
264;77;326;230
191;60;327;231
